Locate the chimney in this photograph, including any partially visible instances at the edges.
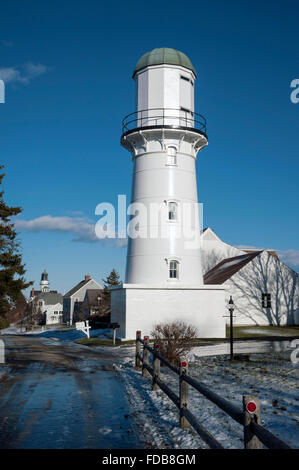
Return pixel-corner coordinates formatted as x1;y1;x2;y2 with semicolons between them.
30;288;35;298
85;275;91;282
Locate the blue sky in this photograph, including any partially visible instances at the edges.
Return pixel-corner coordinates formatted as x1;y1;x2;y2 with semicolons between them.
0;0;298;294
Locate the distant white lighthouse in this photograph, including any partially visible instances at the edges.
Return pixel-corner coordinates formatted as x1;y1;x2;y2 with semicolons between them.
111;48;225;339
40;269;50;292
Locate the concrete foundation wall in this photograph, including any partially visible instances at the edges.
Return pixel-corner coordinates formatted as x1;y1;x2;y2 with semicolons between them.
111;284;226;339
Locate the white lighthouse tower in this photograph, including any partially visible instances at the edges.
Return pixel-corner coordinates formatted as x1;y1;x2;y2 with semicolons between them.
40;269;50;292
111;48;225;339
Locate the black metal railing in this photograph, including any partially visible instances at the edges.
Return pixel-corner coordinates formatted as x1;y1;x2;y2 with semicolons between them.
121;108;207;137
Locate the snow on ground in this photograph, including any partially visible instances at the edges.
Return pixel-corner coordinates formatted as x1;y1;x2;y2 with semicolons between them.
0;325;59;336
190;339;292;358
241;328;294;336
115;345;299;449
0;325;112;342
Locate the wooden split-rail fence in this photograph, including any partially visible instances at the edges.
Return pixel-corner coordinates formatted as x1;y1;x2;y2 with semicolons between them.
135;331;291;450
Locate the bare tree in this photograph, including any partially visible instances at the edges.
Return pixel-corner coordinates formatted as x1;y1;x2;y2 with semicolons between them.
201;247;243;274
151;321;197;366
228;252;298;326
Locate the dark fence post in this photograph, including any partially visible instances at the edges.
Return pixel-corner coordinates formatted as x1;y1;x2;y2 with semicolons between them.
142;336;150;377
179;358;190;430
243;395;263;449
135;330;141;368
152;343;160;391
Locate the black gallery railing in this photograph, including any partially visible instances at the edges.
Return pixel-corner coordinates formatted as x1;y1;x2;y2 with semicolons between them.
121;108;207;136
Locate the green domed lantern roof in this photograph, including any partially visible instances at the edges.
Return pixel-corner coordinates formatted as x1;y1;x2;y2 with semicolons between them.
133;47;196;78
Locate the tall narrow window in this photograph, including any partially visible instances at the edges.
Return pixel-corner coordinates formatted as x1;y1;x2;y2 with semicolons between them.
262;293;271;308
167;146;177;165
169;260;178;279
168;201;177;220
180;75;191;111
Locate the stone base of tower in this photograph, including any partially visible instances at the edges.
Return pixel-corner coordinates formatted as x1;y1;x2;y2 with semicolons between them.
110;284;226;340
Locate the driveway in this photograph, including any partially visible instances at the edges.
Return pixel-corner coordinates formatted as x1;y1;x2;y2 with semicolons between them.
0;335;144;449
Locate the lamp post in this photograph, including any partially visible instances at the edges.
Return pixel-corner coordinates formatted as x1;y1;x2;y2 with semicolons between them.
224;296;236;361
228;296;235;361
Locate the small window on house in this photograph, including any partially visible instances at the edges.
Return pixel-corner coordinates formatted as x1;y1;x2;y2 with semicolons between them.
262;293;271;308
39;301;43;306
169;260;179;279
167;146;177;165
168;201;177;220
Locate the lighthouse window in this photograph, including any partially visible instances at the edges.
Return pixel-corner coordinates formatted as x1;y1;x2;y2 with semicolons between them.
168;202;177;220
169;260;178;279
167;146;177;165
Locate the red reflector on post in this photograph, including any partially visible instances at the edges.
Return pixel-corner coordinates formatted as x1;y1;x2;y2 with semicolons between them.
246;401;257;413
181;361;187;368
144;336;149;342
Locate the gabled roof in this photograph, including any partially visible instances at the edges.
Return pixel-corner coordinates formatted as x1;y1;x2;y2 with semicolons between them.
31;290;57;297
64;278;102;298
36;292;62;305
243;249;279;259
200;227;223;242
204;251;262;285
84;289;103;305
64;279;91;297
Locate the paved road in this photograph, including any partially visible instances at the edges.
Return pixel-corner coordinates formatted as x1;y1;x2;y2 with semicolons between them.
0;335;144;449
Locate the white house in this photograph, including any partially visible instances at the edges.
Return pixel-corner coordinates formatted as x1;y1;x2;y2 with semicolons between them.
202;229;299;326
63;275;103;325
29;270;63;325
33;293;63;325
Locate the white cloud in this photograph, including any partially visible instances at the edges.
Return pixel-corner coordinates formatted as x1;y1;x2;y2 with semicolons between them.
237;245;299;268
277;250;299;268
14;215;127;247
0;62;48;85
236;244;264;251
14;218;298;263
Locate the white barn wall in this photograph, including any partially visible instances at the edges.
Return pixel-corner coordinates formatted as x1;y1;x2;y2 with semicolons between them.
201;228;245;274
224;251;299;326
